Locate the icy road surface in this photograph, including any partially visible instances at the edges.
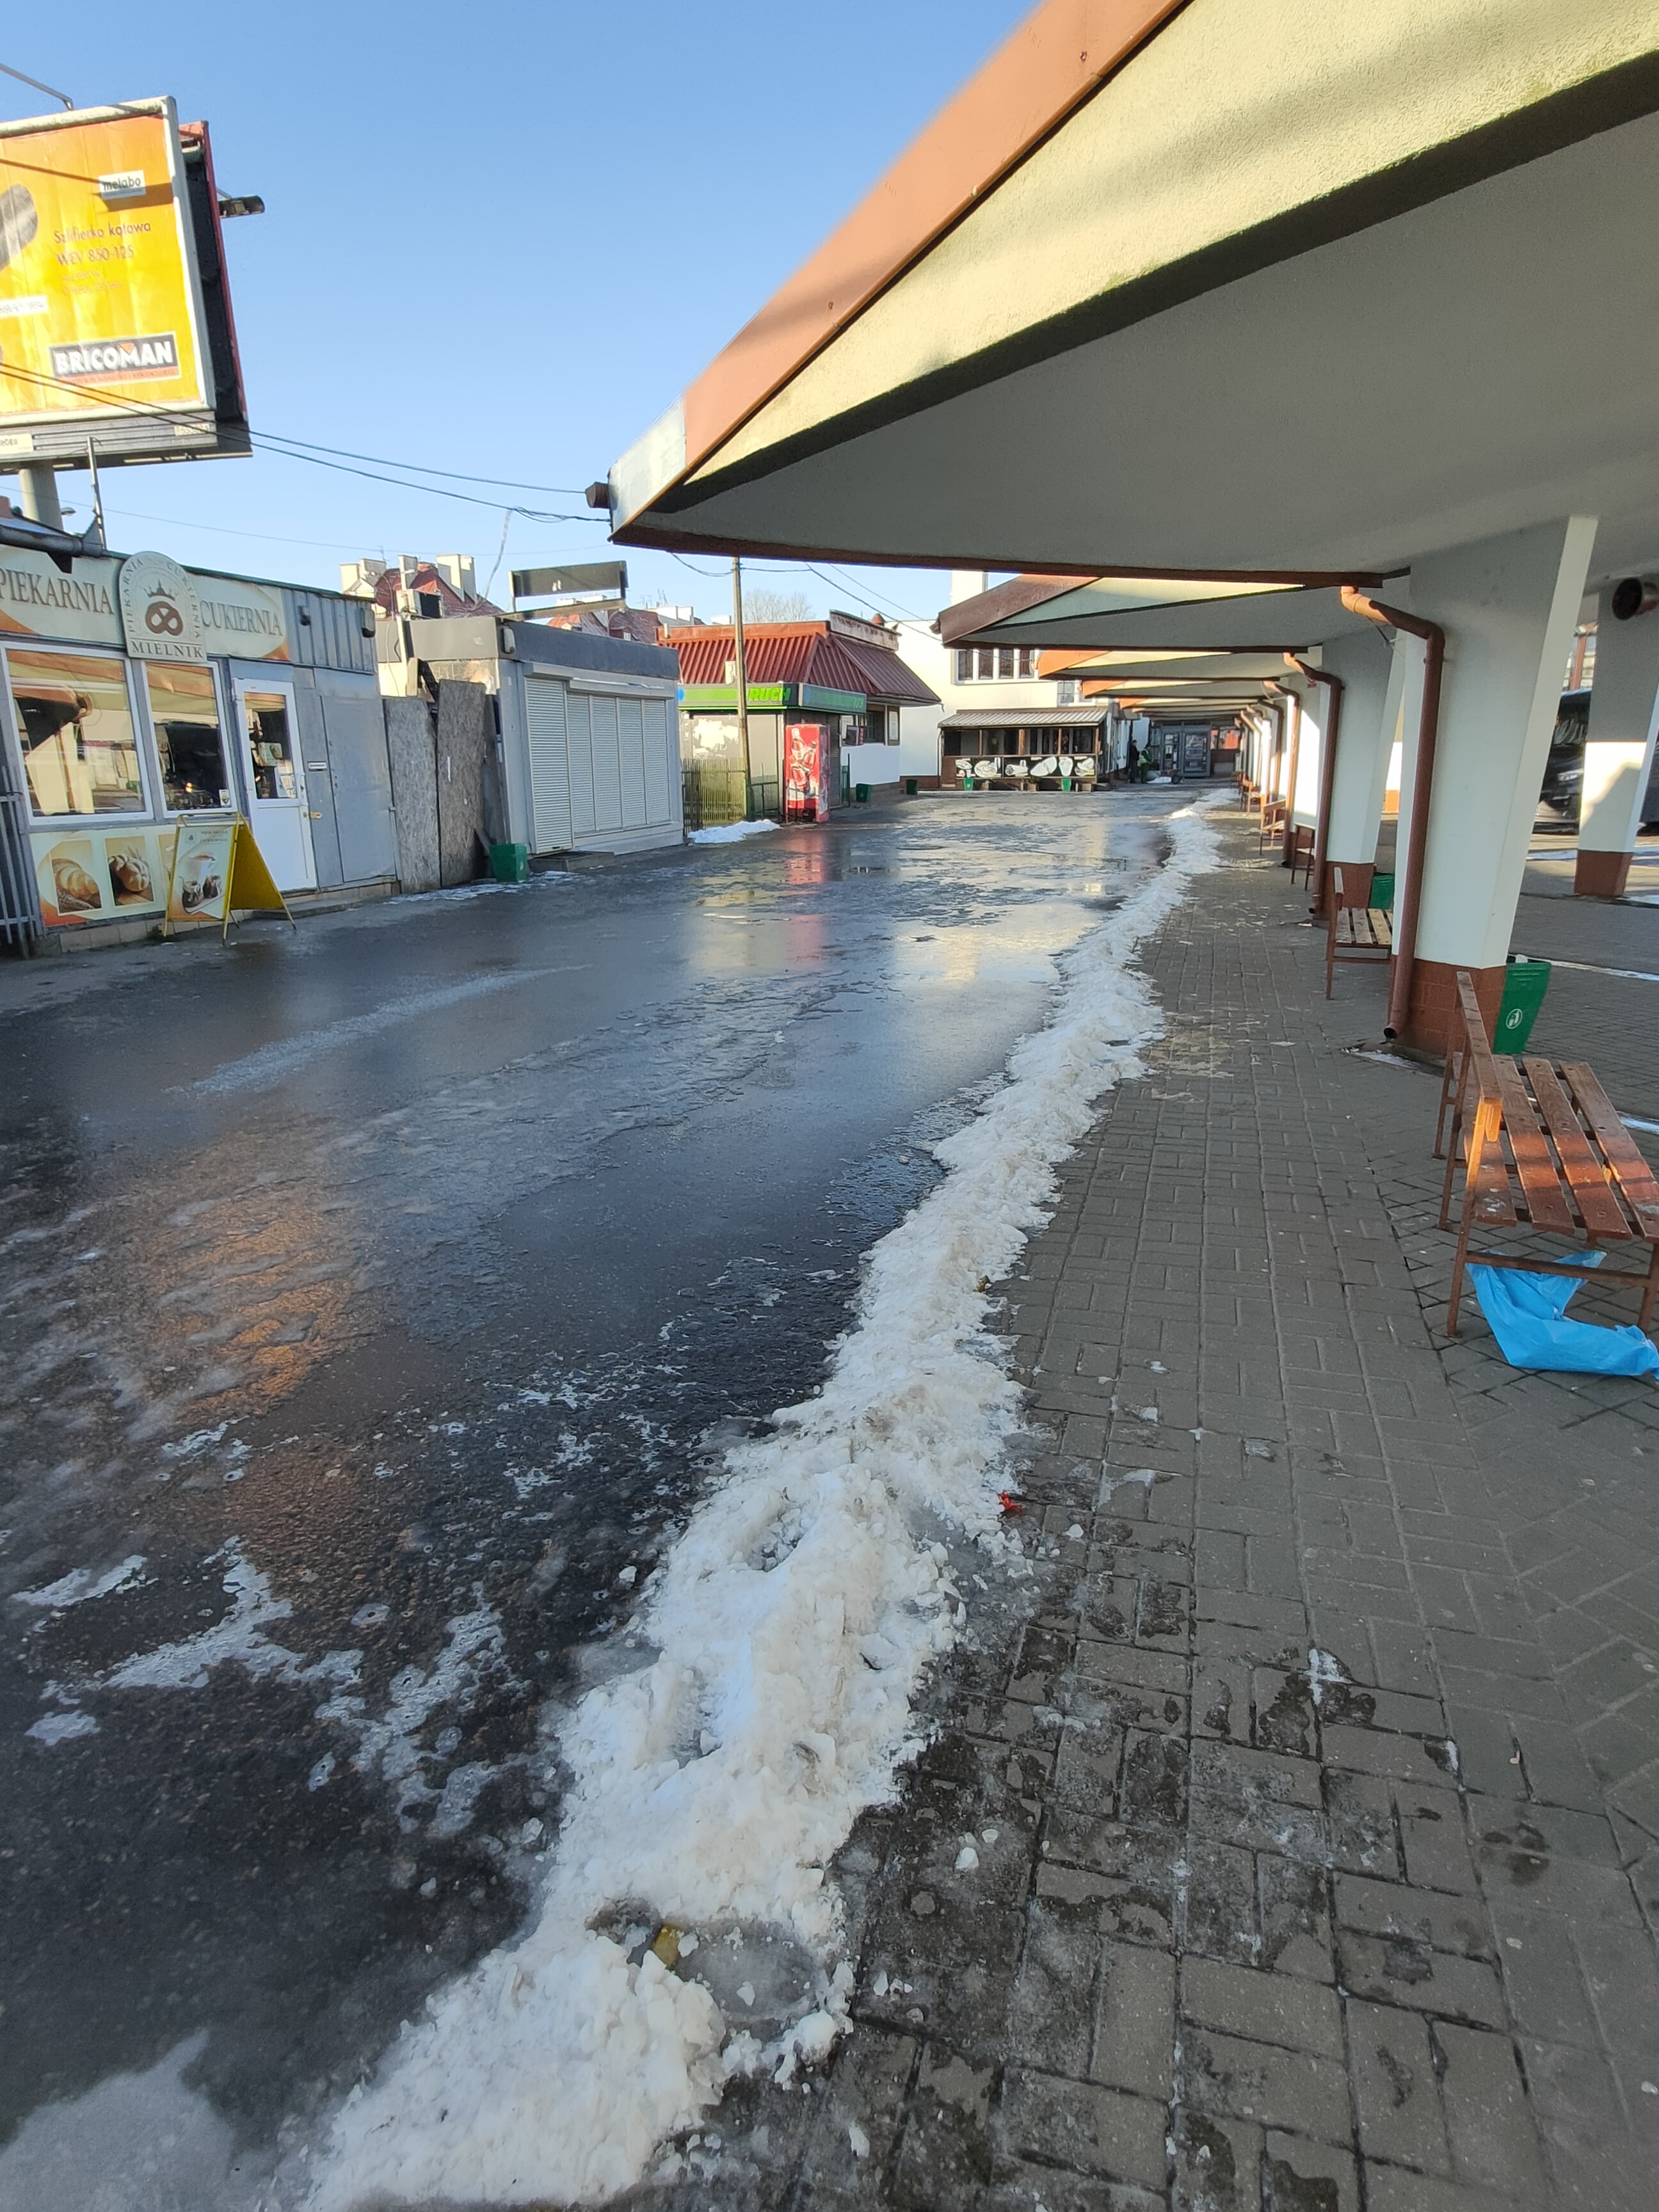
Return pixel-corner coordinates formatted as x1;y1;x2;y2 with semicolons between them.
0;792;1185;2208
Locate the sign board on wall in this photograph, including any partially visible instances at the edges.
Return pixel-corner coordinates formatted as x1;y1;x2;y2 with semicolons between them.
32;822;175;924
0;102;216;452
0;548;122;645
118;550;204;659
0;547;287;656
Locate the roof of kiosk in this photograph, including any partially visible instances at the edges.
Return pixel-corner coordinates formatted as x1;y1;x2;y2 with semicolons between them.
607;1;1659;584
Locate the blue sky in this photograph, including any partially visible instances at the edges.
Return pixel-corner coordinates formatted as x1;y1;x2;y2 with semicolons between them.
1;3;1029;623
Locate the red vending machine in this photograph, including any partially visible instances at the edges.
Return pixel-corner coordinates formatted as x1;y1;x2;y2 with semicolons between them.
784;723;829;822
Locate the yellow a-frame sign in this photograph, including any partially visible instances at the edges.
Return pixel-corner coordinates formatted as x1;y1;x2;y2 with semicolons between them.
163;815;296;940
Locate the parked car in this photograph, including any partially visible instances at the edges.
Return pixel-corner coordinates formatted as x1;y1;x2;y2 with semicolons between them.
1539;687;1589;823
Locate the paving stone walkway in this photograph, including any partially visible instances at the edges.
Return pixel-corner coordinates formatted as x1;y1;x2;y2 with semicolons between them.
640;808;1659;2212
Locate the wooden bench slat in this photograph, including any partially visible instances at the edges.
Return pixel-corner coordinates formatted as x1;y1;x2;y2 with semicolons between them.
1560;1063;1659;1232
1521;1058;1631;1239
1489;1054;1576;1233
1469;1158;1519;1224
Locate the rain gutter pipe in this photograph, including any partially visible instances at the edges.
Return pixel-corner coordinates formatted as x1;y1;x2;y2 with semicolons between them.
1338;586;1445;1043
1285;654;1343;913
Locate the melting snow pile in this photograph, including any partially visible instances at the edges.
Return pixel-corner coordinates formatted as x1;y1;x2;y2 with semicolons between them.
687;819;780;846
310;797;1222;2209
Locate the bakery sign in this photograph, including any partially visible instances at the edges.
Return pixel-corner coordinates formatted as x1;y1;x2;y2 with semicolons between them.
119;553;290;661
118;550;204;661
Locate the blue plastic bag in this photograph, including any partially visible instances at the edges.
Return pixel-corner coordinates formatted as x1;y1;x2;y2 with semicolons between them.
1468;1259;1659;1377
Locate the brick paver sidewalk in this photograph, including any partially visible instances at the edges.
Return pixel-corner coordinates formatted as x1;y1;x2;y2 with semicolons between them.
645;810;1659;2212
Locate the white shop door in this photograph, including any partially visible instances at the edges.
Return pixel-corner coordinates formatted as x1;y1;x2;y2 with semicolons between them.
233;677;316;890
525;676;572;852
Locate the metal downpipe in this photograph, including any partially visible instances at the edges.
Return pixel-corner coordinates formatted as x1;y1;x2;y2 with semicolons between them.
1339;586;1446;1042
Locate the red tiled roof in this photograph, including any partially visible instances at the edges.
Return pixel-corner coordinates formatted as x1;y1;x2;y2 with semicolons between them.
669;623;937;705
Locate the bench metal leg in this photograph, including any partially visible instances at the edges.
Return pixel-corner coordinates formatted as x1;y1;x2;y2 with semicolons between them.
1640;1240;1659;1339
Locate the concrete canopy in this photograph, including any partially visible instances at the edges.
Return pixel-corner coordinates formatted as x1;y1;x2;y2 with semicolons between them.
947;581;1382;653
607;1;1659;582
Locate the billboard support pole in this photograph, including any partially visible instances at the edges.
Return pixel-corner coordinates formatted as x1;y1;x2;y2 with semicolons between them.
84;439;104;550
16;466;61;532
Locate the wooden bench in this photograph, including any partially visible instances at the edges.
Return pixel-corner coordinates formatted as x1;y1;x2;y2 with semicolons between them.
1436;970;1659;1338
1325;864;1393;997
1287;824;1315;886
1257;796;1286;850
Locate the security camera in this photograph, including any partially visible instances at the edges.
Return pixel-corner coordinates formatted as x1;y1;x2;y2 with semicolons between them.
1611;577;1659;620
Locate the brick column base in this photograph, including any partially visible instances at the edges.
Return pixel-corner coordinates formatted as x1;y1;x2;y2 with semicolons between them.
1574;848;1631;898
1395;958;1505;1061
1318;858;1374;916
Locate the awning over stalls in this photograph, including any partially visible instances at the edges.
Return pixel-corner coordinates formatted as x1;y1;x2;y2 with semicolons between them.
938;704;1113;731
606;1;1659;588
1046;652;1295;684
942;579;1381;653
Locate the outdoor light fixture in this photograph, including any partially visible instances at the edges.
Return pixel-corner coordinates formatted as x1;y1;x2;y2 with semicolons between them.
1611;577;1658;620
216;193;265;218
585;481;613;510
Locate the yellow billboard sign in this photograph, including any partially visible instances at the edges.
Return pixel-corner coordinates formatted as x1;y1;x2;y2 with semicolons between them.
0;100;212;440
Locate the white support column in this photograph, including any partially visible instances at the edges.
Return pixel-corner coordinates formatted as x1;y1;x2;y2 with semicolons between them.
1575;582;1659;897
1320;625;1399;901
1402;517;1597;1050
1287;669;1324;831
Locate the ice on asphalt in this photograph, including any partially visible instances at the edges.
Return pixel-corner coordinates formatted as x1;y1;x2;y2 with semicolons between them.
309;797;1222;2209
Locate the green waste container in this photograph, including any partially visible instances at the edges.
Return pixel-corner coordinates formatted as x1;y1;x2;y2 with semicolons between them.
904;776;918;796
1370;870;1396;910
489;841;529;885
854;782;872;803
1495;957;1550;1054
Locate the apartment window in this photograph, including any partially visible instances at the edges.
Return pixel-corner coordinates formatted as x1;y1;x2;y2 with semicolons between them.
7;648;145;819
954;646;1040;682
145;663;234;812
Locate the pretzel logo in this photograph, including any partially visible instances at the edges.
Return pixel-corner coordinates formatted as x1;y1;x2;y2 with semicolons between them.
145;589;184;637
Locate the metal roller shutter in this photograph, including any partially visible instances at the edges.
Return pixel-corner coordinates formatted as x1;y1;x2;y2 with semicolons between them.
525;676;573;851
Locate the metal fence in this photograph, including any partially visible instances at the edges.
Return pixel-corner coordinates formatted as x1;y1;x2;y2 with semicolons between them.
0;789;40;952
682;768;781;830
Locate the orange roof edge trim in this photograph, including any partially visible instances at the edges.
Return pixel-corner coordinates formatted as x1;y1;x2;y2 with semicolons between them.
676;0;1189;494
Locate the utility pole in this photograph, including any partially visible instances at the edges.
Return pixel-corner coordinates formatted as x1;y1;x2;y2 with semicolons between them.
730;556;755;817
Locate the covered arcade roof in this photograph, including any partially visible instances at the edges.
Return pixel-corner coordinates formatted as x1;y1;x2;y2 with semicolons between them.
607;2;1659;586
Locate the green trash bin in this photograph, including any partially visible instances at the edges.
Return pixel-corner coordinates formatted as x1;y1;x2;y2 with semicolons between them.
904;776;918;796
1370;870;1396;910
1495;956;1550;1054
489;841;529;885
854;782;872;803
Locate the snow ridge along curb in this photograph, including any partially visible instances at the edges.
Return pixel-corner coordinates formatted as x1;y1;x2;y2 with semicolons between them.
310;794;1226;2210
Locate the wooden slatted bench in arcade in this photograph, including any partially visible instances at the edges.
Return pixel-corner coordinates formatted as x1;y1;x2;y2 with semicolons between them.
1436;970;1659;1338
1325;864;1393;997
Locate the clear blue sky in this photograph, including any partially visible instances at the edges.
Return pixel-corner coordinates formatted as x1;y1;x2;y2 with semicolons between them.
1;3;1029;623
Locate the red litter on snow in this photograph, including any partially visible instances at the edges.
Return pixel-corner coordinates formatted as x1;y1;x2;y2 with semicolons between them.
998;1492;1027;1516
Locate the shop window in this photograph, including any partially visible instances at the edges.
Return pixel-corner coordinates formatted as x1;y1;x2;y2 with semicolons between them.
146;664;233;812
6;648;145;819
954;646;1040;682
243;691;298;799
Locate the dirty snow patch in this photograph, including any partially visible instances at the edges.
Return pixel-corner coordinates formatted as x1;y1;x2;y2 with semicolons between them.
13;1555;145;1610
308;796;1224;2210
687;819;780;845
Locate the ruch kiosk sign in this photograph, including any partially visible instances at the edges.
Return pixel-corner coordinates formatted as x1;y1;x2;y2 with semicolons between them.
118;550;204;661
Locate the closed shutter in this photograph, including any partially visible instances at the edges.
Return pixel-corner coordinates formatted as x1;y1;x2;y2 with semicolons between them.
567;693;597;835
643;698;672;824
524;677;572;851
617;697;646;824
590;695;623;831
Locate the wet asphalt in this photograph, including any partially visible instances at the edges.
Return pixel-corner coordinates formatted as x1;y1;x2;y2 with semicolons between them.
0;790;1174;2202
